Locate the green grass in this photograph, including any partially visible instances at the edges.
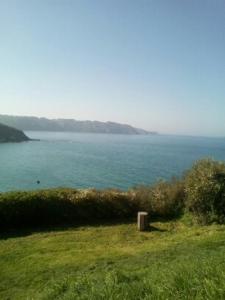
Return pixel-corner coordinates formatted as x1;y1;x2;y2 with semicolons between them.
0;220;225;299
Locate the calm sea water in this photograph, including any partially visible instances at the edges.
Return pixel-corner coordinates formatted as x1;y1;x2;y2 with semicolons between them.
0;132;225;192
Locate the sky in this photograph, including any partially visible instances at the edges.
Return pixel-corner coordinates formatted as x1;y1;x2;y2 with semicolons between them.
0;0;225;137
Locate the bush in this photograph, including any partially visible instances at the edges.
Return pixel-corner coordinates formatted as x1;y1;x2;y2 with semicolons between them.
133;178;185;219
0;189;137;230
185;159;225;224
0;181;185;230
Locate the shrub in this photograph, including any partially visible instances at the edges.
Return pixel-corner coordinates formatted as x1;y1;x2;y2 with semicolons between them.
185;159;225;224
0;188;137;230
0;181;185;230
133;178;185;219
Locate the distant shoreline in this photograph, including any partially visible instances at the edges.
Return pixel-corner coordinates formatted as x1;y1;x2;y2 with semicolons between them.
0;114;157;135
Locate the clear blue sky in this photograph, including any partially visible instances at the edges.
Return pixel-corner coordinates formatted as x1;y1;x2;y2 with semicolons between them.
0;0;225;136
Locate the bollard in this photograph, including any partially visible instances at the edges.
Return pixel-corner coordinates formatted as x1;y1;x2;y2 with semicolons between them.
137;212;148;231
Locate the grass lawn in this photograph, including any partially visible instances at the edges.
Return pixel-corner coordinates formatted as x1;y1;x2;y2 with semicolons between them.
0;220;225;299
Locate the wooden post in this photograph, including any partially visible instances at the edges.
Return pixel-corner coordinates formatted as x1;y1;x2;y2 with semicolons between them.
137;212;148;231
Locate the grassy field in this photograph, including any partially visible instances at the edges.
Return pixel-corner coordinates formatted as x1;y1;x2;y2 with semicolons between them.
0;219;225;300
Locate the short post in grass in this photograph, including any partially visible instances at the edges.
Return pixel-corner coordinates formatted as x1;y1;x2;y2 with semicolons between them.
137;212;148;231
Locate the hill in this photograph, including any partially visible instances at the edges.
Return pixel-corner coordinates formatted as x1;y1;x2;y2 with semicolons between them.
0;123;30;143
0;114;156;135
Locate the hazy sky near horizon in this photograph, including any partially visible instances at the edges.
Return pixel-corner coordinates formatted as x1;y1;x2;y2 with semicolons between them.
0;0;225;136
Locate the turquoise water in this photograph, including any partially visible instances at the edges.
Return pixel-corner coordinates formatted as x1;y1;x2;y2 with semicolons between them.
0;132;225;192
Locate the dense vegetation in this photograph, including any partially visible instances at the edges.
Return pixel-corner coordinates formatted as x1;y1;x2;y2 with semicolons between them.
1;158;225;230
0;189;136;229
0;123;30;143
185;159;225;224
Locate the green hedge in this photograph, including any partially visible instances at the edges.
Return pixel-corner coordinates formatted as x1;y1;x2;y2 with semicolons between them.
0;183;185;231
0;189;138;230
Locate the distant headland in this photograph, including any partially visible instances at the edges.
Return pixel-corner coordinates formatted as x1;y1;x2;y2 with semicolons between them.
0;114;157;135
0;123;30;143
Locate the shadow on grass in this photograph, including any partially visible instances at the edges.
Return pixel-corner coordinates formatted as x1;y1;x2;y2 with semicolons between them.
0;219;135;240
148;225;167;232
0;215;181;240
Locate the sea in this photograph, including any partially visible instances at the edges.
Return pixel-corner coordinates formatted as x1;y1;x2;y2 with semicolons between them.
0;131;225;192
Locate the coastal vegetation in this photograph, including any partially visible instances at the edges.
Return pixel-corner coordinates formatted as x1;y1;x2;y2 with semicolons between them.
0;158;225;299
185;159;225;224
